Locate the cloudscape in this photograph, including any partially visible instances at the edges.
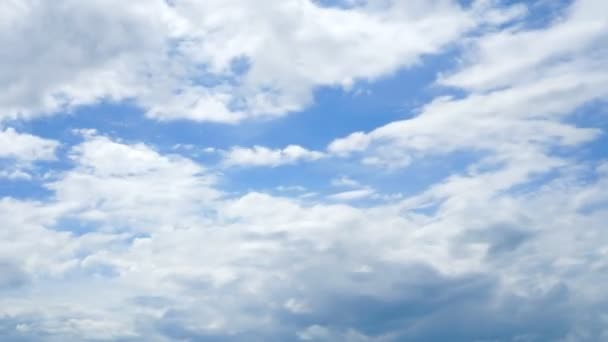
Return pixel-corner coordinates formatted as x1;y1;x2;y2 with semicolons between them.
1;0;607;341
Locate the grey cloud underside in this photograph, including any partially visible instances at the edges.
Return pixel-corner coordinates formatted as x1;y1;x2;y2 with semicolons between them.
152;269;572;341
1;133;607;341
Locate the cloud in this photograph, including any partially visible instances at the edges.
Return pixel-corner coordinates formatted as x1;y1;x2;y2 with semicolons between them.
0;128;59;181
328;0;608;169
439;0;608;91
46;132;220;229
327;131;370;155
222;145;324;167
0;128;58;162
1;133;608;340
0;0;514;123
0;0;170;121
1;1;608;341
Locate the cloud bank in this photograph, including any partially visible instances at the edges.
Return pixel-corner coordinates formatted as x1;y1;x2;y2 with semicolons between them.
1;0;607;341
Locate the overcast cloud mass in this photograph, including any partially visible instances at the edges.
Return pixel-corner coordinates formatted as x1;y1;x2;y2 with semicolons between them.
1;0;608;341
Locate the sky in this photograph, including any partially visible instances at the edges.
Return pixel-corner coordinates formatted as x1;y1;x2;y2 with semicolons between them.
0;0;607;341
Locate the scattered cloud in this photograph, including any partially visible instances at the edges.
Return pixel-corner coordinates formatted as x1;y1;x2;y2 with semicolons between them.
1;1;608;341
222;145;325;167
0;0;498;123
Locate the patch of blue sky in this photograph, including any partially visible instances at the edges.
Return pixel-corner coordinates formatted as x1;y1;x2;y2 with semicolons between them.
457;0;573;34
51;217;104;237
500;101;608;199
0;157;63;200
0;174;53;200
563;99;608;158
187;56;251;89
15;19;469;156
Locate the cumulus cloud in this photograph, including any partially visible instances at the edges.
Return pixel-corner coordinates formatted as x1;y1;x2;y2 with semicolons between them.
1;1;608;341
0;128;59;181
328;0;608;169
0;0;515;123
2;152;608;340
0;128;58;161
327;188;375;201
47;132;220;228
328;131;371;155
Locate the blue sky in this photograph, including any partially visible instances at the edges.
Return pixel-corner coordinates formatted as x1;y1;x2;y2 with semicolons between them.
1;0;608;341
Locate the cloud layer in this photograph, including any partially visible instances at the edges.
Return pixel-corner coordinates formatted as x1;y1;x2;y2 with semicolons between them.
1;1;608;341
0;0;488;123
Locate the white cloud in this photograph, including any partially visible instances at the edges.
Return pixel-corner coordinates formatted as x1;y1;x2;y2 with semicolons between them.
222;145;324;167
439;0;608;91
0;0;516;123
329;73;605;166
327;188;375;201
47;133;220;229
0;127;59;161
328;0;608;169
2;1;608;341
0;0;171;121
0;133;607;340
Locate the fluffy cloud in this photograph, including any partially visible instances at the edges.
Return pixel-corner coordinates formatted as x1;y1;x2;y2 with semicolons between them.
439;0;608;91
0;131;607;340
47;132;220;229
0;0;516;123
1;1;608;341
0;0;170;121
